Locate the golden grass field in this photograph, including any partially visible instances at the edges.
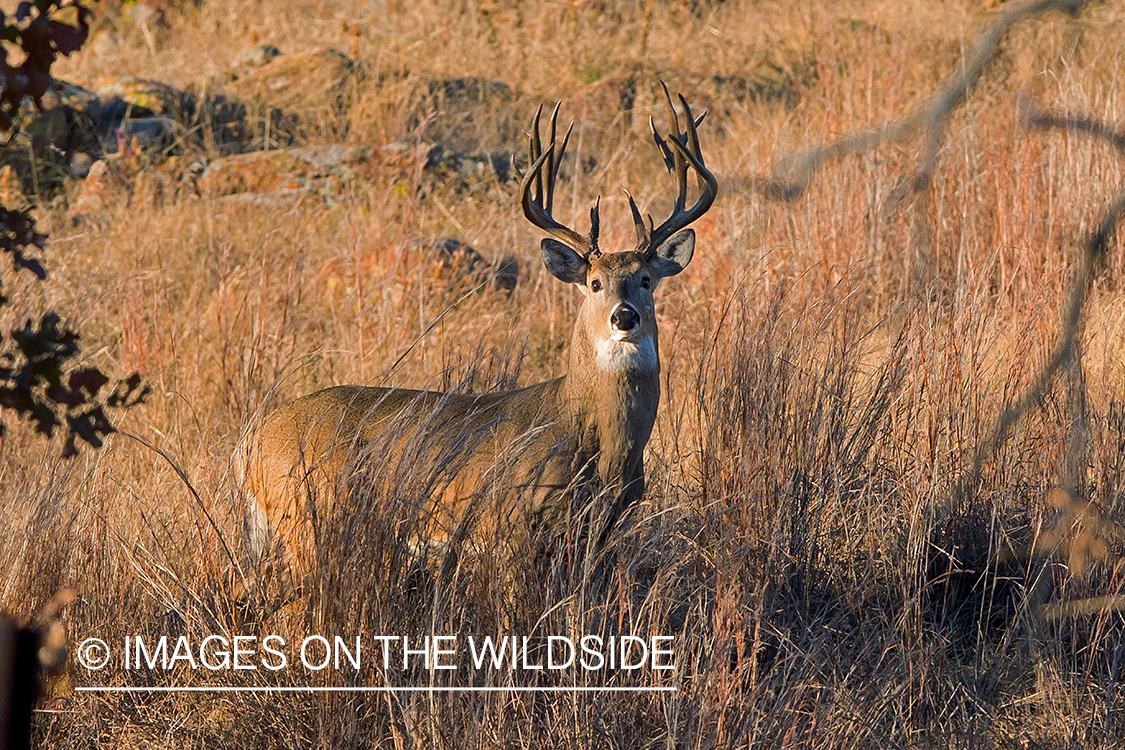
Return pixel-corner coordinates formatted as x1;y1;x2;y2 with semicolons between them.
3;0;1125;746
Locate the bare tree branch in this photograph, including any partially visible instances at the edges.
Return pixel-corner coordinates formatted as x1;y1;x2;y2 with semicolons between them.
760;0;1094;201
760;0;1125;615
1018;94;1125;155
959;101;1125;499
966;187;1125;486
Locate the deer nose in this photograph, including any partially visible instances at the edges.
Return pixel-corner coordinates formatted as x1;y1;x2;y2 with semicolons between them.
610;305;640;332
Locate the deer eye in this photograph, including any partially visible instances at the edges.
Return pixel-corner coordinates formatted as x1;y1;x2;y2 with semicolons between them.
590;279;602;292
640;276;651;289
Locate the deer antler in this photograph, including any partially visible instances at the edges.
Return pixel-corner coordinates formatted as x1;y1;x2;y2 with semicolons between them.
630;82;718;256
514;103;601;258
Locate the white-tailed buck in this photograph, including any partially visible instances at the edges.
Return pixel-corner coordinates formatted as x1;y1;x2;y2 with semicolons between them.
239;85;717;580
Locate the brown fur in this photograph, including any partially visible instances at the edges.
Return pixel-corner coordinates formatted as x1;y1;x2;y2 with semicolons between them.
237;244;690;582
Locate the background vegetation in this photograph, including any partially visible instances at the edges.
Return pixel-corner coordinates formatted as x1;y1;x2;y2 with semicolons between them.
1;0;1124;746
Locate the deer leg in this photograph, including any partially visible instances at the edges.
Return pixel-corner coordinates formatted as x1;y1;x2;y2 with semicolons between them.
594;453;645;548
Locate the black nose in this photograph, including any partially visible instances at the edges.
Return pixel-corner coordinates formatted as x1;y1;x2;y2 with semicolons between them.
611;306;640;331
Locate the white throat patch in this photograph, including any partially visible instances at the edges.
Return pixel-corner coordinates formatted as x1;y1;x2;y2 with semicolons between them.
596;336;658;373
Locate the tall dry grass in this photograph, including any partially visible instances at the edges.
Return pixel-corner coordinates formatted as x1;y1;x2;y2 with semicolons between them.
1;0;1124;746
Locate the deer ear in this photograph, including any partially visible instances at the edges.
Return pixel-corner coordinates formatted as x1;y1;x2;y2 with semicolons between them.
651;229;695;278
541;238;589;285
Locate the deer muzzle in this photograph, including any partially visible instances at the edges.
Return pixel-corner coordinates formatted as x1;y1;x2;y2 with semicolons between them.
610;304;641;335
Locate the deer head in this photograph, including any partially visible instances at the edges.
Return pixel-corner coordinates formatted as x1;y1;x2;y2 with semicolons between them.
515;84;718;374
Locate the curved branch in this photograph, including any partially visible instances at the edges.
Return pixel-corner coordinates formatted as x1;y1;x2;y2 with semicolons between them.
761;0;1093;201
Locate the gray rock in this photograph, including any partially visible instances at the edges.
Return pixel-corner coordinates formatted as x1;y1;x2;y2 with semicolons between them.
230;45;282;80
114;116;181;154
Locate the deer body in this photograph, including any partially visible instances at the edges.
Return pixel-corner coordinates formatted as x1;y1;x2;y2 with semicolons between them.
239;88;716;581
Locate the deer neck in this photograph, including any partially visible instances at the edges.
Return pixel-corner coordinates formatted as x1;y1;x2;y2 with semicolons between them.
560;308;661;473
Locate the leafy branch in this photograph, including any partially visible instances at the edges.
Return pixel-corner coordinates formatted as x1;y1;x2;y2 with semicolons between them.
0;0;148;456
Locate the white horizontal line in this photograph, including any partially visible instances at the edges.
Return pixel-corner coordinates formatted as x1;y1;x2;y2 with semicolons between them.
76;686;676;693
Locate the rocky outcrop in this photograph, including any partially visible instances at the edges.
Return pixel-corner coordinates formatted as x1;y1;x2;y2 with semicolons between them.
411;78;518;155
226;48;357;144
422;237;519;295
4;76;198;195
197;143;424;203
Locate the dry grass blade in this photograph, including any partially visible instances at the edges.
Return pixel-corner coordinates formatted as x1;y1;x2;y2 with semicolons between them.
6;0;1125;746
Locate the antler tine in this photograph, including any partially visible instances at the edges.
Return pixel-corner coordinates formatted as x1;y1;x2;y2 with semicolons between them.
650;118;675;172
552;122;573;190
518;103;589;252
546;110;573;216
682;99;712;189
668;91;690;216
588;196;602;257
660;81;681;140
544;103;558;213
530;104;545;208
625;189;649;251
679;94;702;158
651;107;708;174
645;85;719;256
